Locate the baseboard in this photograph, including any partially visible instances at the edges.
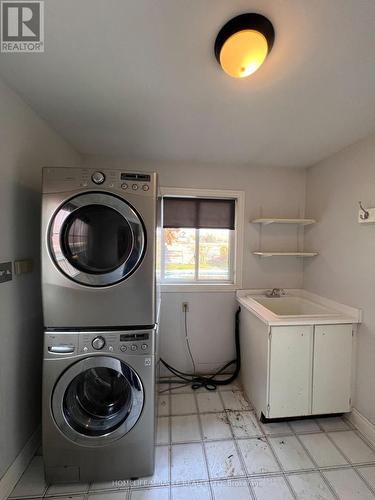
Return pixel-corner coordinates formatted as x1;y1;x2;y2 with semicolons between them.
346;408;375;447
0;426;41;500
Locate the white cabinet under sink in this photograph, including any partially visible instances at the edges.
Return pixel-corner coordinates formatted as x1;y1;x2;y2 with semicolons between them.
268;325;313;418
312;324;353;415
239;310;354;419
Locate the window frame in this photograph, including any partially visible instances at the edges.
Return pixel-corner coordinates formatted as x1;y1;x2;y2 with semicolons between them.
159;187;244;292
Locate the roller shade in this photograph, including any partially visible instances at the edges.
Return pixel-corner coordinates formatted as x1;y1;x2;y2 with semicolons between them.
163;197;235;230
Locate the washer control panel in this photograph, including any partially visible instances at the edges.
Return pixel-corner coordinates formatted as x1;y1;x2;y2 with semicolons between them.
44;330;155;358
43;167;157;197
78;331;153;355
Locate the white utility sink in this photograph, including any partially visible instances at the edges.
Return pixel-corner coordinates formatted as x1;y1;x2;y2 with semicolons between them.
250;295;337;318
236;289;362;420
236;289;362;326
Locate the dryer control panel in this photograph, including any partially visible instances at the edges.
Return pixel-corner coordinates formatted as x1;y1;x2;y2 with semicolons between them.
42;167;157;197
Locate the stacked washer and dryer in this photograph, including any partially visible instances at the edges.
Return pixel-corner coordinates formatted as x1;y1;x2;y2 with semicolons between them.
41;167;159;483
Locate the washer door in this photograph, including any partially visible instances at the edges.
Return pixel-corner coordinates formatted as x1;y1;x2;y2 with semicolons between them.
49;192;146;286
52;356;144;446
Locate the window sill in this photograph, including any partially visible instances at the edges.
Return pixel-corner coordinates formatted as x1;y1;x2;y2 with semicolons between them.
160;283;240;293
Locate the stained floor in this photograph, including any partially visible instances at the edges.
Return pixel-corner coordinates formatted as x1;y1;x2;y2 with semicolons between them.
8;380;375;499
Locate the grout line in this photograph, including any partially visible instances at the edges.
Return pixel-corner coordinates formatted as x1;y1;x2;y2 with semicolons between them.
354;466;375;496
343;417;357;431
155;431;375;453
209;477;254;484
170;478;217;486
170;481;212;499
315;417;351;433
221;392;282;500
262;433;290;474
192;391;214;500
319;469;349;500
216;391;257;500
292;432;340;500
168;408;256;417
159;424;375;444
289;417;342;500
292;470;340;500
351;428;375;452
245;465;355;477
264;434;303;500
293;432;325;468
281;473;299;499
323;430;360;467
168;383;172;499
166;388;243;395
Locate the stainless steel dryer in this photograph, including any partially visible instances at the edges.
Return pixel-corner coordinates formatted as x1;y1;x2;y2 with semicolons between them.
41;167;158;329
42;329;156;482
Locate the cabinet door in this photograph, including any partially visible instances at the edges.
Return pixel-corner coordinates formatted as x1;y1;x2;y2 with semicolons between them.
312;324;353;414
268;326;313;418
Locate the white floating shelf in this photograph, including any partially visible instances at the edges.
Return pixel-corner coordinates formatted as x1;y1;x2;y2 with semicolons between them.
251;218;316;226
253;251;319;258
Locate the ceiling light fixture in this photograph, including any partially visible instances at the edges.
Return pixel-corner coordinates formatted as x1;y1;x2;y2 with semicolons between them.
214;13;275;78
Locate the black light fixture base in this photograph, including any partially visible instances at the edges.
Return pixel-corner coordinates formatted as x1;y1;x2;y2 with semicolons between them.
214;13;275;65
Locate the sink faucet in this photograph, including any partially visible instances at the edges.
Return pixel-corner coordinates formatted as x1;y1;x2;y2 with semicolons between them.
265;288;286;298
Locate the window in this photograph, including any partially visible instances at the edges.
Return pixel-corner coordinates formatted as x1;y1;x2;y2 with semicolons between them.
160;188;244;288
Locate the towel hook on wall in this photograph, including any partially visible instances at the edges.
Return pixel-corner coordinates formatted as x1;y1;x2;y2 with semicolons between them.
359;201;369;220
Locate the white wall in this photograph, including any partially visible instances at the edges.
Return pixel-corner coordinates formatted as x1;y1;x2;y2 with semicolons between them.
84;155;307;373
304;133;375;426
159;292;237;374
0;78;80;479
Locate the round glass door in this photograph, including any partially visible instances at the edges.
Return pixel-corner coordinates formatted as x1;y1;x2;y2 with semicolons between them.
61;205;132;274
52;357;144;445
49;192;146;286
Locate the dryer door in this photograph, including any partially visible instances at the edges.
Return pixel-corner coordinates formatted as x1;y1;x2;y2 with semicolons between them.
52;356;144;446
49;192;146;286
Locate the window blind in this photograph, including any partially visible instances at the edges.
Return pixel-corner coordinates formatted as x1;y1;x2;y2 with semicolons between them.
163;197;235;230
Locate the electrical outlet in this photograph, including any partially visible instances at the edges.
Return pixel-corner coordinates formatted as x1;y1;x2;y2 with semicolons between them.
14;259;33;275
182;302;189;312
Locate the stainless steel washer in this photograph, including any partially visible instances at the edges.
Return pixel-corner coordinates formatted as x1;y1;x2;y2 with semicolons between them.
41;167;158;329
43;329;157;482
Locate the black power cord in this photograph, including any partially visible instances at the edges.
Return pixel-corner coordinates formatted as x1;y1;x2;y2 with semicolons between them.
160;307;241;391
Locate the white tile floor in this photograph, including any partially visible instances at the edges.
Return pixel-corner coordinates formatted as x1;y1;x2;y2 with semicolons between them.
8;383;375;500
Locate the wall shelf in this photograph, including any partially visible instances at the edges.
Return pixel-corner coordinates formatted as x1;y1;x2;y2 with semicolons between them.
251;218;316;226
252;209;318;257
253;251;319;258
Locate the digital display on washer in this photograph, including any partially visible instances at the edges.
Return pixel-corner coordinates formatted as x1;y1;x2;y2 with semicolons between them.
120;333;150;341
121;173;151;182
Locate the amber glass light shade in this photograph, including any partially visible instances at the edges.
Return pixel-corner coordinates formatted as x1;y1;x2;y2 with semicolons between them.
215;14;275;79
219;29;268;78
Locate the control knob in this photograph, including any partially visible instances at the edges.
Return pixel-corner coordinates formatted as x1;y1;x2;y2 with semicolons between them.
91;171;105;184
92;336;106;350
